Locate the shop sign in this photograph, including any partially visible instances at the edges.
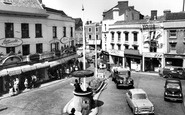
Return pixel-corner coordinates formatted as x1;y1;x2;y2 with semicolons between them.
0;38;23;47
29;54;40;62
143;53;163;58
109;49;124;56
60;37;71;44
142;24;155;30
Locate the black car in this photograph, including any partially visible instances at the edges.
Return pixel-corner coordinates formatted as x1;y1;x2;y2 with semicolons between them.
164;79;183;102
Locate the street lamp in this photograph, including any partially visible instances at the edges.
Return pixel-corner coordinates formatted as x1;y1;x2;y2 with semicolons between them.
94;23;98;78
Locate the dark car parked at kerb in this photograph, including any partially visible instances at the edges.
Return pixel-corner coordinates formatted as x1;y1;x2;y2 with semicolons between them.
164;79;183;102
159;66;185;79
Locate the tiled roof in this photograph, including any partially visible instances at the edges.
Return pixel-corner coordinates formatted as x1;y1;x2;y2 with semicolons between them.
43;6;67;16
0;0;42;9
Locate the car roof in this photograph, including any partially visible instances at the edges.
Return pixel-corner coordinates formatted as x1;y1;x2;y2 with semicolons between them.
166;79;181;83
129;89;146;95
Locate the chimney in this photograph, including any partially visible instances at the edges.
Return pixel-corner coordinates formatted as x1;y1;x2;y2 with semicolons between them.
113;7;119;20
163;10;171;15
151;10;157;20
118;1;128;8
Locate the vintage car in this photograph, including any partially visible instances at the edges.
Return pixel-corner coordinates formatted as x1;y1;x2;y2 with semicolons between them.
164;79;183;102
114;68;133;88
126;89;155;115
159;66;185;79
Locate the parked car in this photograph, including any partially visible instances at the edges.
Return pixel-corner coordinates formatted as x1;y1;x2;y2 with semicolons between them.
159;66;185;79
164;79;183;102
114;67;134;88
126;89;155;115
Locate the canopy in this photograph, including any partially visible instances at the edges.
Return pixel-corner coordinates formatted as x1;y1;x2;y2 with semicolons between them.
33;61;50;69
7;66;22;76
20;64;37;72
71;70;94;78
0;69;8;77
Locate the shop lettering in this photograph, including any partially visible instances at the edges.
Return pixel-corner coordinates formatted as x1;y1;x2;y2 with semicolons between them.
0;38;23;47
142;24;155;30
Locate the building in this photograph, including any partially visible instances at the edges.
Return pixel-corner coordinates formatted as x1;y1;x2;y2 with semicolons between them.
85;21;102;50
74;18;83;47
0;0;78;94
101;1;144;68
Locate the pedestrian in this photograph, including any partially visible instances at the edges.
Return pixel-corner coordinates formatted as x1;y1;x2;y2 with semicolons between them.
69;108;75;115
24;78;28;89
9;79;14;96
13;77;19;95
70;79;82;92
31;74;37;88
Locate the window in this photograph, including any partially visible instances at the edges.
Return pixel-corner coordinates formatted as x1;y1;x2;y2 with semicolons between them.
5;23;14;38
118;44;121;50
21;23;29;38
53;26;57;38
169;30;176;37
133;32;138;41
36;43;43;53
133;46;138;50
111;32;114;41
96;27;98;32
35;24;42;38
89;35;92;39
170;43;176;50
22;44;30;56
63;27;66;37
124;32;129;41
125;45;129;49
70;27;73;37
96;35;98;40
150;41;157;52
104;24;106;31
111;44;114;49
6;47;15;54
117;32;121;41
88;28;92;32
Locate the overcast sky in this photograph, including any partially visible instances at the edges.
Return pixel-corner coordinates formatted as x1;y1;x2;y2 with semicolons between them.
42;0;183;22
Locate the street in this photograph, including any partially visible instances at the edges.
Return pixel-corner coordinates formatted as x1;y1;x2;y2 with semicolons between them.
0;67;185;115
98;71;185;115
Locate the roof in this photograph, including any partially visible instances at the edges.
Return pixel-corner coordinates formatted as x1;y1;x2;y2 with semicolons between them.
129;89;146;95
43;6;67;16
165;12;185;20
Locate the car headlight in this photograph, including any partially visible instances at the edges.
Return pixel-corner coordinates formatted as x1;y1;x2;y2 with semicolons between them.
134;107;138;113
179;93;182;97
151;106;155;112
165;92;168;95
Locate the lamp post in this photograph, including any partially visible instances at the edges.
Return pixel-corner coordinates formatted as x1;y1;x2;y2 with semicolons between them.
95;23;98;78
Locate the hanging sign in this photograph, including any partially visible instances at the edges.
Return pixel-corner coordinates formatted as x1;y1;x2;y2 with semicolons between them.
0;38;23;47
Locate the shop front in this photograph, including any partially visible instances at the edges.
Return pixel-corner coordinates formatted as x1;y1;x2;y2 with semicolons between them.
124;49;142;71
142;52;164;72
109;49;124;67
164;54;185;67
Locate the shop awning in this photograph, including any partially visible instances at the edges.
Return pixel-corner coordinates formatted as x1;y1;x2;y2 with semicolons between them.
7;67;22;76
33;61;50;69
20;65;37;72
0;69;8;77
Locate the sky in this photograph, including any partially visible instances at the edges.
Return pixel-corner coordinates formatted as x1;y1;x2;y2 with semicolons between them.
42;0;183;22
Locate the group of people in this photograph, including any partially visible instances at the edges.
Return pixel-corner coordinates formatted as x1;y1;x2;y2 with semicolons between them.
9;74;38;96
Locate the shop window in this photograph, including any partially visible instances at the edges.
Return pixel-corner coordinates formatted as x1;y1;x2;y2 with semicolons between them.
5;23;14;38
35;24;42;38
169;30;176;38
22;44;30;56
36;43;43;53
63;26;66;37
53;26;57;38
21;23;29;38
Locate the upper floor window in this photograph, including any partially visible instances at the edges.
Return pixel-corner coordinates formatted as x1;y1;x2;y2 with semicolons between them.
104;24;106;31
89;28;92;32
70;27;73;37
36;43;43;53
170;43;176;50
169;30;176;37
5;23;14;38
111;43;114;49
111;32;114;41
63;26;66;37
124;45;129;49
118;44;121;50
117;32;121;41
96;27;98;32
22;44;30;56
35;24;42;38
89;35;92;39
133;32;138;41
21;23;29;38
133;45;138;50
6;47;15;54
53;26;57;38
124;32;129;41
96;35;98;40
150;41;157;52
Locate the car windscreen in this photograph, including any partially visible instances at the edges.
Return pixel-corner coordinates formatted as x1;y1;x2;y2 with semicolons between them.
133;93;147;99
166;83;180;89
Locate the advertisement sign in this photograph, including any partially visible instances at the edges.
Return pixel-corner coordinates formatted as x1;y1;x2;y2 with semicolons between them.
60;37;74;44
0;38;23;47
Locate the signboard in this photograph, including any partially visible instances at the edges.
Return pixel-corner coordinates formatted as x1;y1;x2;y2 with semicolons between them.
0;38;23;47
60;37;74;44
143;53;163;58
